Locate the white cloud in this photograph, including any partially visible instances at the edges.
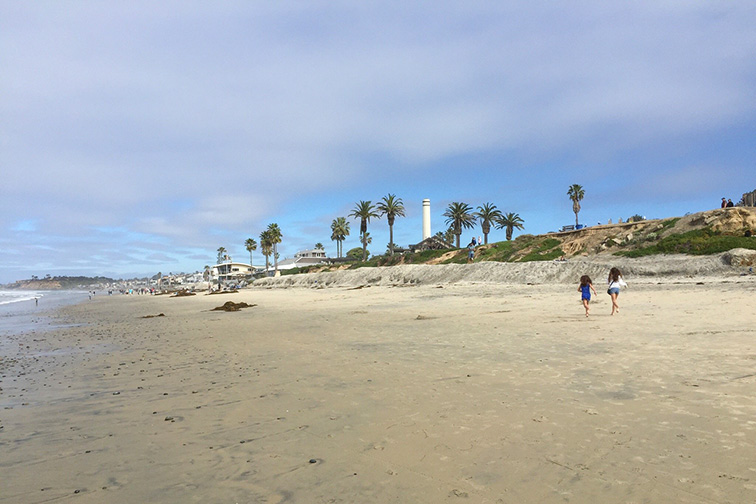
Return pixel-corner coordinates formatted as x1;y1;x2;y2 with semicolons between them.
1;1;754;281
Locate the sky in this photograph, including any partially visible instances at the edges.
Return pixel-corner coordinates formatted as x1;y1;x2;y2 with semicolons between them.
2;1;755;283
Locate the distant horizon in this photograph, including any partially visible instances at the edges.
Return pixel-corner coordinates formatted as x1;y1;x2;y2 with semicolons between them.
5;204;754;285
2;3;754;284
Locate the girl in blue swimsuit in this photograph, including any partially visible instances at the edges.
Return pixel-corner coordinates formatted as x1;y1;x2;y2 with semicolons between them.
578;275;598;317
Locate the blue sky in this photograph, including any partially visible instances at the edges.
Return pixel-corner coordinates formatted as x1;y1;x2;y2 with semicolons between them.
1;2;755;283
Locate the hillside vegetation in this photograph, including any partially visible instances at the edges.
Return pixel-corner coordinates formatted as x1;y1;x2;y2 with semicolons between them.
3;276;116;290
290;207;756;275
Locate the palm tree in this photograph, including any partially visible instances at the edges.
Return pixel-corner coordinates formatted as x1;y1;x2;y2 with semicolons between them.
361;231;372;259
567;184;585;227
259;229;272;273
203;265;210;281
330;217;350;258
443;202;477;248
497;212;525;241
349;200;378;261
315;242;324;250
376;193;406;256
330;224;340;257
475;202;503;245
266;223;282;272
216;247;227;265
435;228;455;246
244;238;257;267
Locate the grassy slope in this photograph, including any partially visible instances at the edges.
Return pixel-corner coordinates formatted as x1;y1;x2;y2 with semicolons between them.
613;227;756;258
282;212;756;274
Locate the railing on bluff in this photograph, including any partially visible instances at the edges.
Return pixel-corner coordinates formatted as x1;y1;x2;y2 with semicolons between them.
743;189;756;207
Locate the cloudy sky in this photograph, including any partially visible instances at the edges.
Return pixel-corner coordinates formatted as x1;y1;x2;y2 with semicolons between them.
2;1;755;282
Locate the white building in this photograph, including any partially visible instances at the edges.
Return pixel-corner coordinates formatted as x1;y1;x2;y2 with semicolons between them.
212;261;253;283
272;248;328;272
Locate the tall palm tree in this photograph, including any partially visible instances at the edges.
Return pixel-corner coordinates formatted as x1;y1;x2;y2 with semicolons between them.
435;227;455;246
203;265;210;281
330;224;340;257
349;200;378;261
376;193;406;256
259;229;272;273
475;202;503;245
266;223;282;272
567;184;585;227
244;238;257;267
330;217;350;258
443;202;477;248
497;212;525;241
361;231;372;258
216;247;227;265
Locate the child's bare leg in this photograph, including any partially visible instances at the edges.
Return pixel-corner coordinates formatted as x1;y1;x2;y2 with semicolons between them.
610;293;619;314
583;299;590;316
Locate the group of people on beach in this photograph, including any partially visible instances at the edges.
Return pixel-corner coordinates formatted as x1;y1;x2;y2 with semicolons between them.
578;267;627;317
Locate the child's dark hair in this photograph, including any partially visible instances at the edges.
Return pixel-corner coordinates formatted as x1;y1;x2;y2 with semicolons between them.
580;275;592;287
608;267;622;283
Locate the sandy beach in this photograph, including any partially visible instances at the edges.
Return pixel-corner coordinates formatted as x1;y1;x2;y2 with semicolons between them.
2;270;756;503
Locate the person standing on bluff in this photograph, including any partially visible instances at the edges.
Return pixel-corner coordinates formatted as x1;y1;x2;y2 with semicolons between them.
607;267;628;315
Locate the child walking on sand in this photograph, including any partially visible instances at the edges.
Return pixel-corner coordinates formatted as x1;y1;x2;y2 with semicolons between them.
578;275;598;317
607;267;628;315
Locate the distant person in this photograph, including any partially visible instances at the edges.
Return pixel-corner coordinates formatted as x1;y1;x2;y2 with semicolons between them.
607;267;628;315
471;236;477;246
726;199;734;207
578;275;598;317
35;297;38;306
467;241;475;262
721;197;727;208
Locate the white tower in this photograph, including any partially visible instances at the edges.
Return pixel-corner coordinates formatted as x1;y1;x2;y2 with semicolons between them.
422;199;431;240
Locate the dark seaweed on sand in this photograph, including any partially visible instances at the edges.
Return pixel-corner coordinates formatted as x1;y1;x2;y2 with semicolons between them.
212;301;256;312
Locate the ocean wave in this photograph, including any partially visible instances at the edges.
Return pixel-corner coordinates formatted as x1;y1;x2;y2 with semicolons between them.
0;290;43;306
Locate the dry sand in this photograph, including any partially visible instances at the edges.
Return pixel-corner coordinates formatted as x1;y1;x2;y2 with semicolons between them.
2;270;756;503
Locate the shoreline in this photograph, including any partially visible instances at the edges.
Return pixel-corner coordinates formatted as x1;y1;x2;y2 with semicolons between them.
0;290;91;338
1;281;755;502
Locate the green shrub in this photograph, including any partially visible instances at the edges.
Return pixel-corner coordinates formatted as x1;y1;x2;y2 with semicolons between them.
536;238;561;251
521;247;564;262
441;251;469;264
660;217;681;230
519;237;563;262
348;257;383;269
408;249;452;263
513;234;537;247
346;247;368;260
615;228;756;257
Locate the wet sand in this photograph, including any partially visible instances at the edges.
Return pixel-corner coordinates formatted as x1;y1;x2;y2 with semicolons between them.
1;280;755;503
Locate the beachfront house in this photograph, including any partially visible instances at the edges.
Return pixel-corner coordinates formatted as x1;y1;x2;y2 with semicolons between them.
409;236;452;252
271;248;328;273
212;261;253;283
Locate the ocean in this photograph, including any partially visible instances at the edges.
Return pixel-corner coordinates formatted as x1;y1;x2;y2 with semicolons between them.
0;290;91;337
